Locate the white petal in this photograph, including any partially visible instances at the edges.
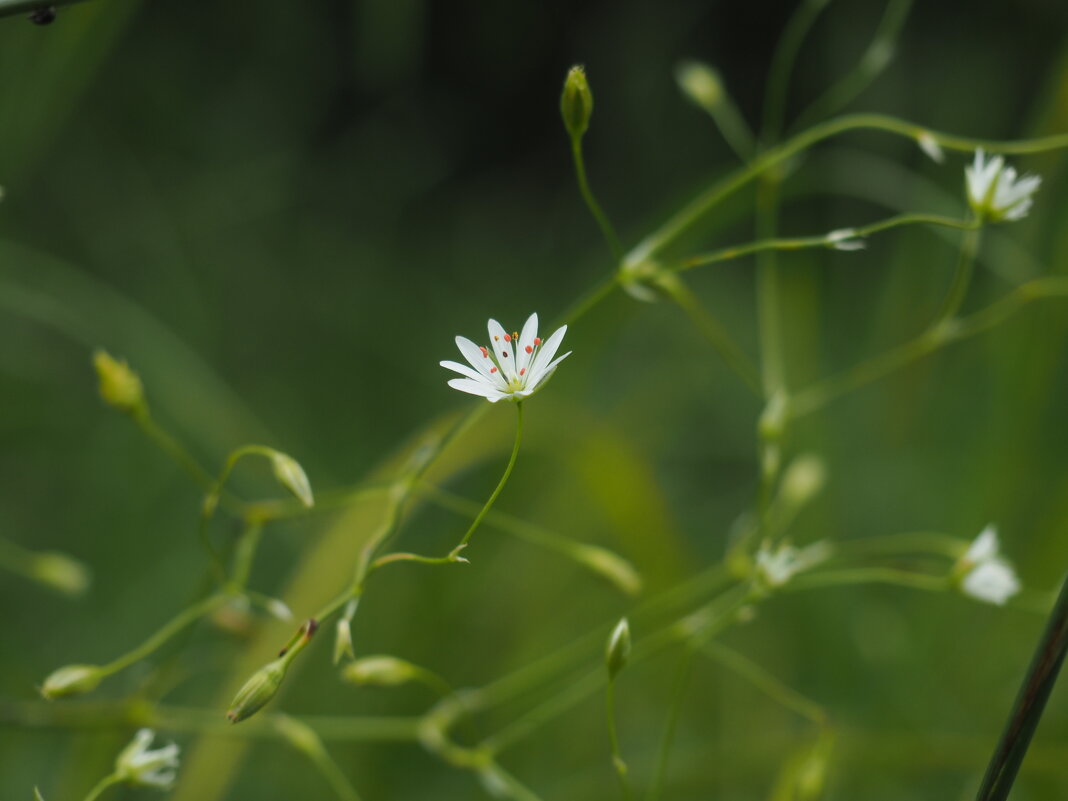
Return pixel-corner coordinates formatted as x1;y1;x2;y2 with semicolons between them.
964;525;999;563
526;350;571;390
441;359;505;388
447;378;503;400
528;325;567;379
517;312;539;375
455;336;498;382
487;319;517;382
962;559;1020;605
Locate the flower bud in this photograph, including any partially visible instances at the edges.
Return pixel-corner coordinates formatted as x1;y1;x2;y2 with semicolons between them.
560;65;593;141
605;618;631;680
92;350;146;415
226;657;287;723
779;454;826;509
268;450;314;508
675;60;723;113
31;551;90;597
341;655;418;687
333;617;354;664
40;664;104;699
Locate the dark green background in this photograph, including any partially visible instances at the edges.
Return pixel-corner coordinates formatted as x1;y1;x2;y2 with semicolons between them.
2;1;1068;798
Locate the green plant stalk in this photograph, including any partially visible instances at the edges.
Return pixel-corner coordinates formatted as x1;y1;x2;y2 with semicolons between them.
762;0;832;141
788;567;949;593
786;277;1068;419
645;647;695;801
81;774;120;801
571;137;624;264
932;225;983;325
133;412;217;493
100;593;227;677
628;113;1068;265
708;91;756;162
679;213;976;271
974;573;1068;801
0;0;88;18
700;641;827;725
605;679;633;800
659;277;763;395
369;401;524;572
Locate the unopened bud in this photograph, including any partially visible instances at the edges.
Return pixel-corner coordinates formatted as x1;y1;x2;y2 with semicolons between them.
342;655;418;687
917;131;945;164
40;664;103;699
333;617;354;664
605;618;631;680
31;552;90;597
268;450;314;508
573;545;642;596
780;454;826;508
561;65;593;141
92;350;145;415
675;60;723;112
226;657;286;723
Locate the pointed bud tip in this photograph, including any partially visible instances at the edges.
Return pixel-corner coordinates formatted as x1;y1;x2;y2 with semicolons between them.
92;350;146;415
605;618;631;679
561;65;593;141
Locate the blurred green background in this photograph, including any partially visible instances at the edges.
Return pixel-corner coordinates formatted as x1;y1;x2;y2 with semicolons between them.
2;0;1068;798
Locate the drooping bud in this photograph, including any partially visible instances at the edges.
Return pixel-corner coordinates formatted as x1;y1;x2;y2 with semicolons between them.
560;65;593;142
917;131;945;164
40;664;104;699
605;618;631;680
92;350;146;416
267;450;314;508
226;619;317;723
675;60;723;114
779;454;826;509
341;655;419;687
31;551;90;597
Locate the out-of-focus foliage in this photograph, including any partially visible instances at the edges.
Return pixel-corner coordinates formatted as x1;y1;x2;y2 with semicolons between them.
2;1;1068;799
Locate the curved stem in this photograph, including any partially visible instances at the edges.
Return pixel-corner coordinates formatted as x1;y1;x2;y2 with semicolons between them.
932;225;983;325
645;647;694;801
0;0;89;20
605;679;633;800
101;593;227;676
81;773;119;801
762;0;833;141
571;138;624;264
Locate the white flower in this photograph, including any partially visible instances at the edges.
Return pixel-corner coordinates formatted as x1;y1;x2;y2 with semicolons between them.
442;313;570;403
755;540;832;588
114;729;180;789
965;149;1041;222
956;524;1021;606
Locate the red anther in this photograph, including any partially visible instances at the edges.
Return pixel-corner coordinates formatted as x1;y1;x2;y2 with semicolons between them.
490;367;498;373
503;333;511;342
533;337;542;346
525;345;533;354
480;346;488;357
520;368;526;376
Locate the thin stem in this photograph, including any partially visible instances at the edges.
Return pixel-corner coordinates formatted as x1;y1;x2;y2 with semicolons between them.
762;0;833;141
645;647;695;801
787;277;1068;419
81;773;119;801
228;520;264;592
679;213;976;272
101;593;227;676
659;277;763;396
699;641;827;725
791;0;914;131
133;412;216;493
369;402;525;572
975;573;1068;801
571;138;624;264
628;113;1068;264
830;531;967;560
605;679;633;799
788;567;949;593
931;225;983;325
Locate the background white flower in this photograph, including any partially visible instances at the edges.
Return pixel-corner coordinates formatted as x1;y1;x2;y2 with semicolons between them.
965;149;1041;221
114;728;180;789
755;540;832;588
956;525;1021;606
441;313;570;402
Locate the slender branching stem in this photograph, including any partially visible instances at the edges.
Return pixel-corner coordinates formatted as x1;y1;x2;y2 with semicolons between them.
645;647;694;801
605;679;633;799
81;774;120;801
932;224;983;325
571;138;624;264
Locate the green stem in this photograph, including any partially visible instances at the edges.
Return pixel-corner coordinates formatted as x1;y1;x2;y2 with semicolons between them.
787;277;1068;419
628;113;1068;264
659;277;763;396
645;647;695;801
932;225;983;325
228;520;264;593
81;773;119;801
787;567;949;593
368;402;524;572
699;641;827;725
571;138;624;264
133;412;216;493
101;593;227;676
679;213;976;272
762;0;833;141
605;679;633;800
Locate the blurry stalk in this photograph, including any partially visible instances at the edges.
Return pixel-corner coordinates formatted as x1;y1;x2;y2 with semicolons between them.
974;573;1068;801
932;225;983;324
0;0;88;18
0;536;89;597
679;213;976;271
791;0;913;132
761;0;833;142
676;61;755;161
786;277;1068;419
645;648;694;801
